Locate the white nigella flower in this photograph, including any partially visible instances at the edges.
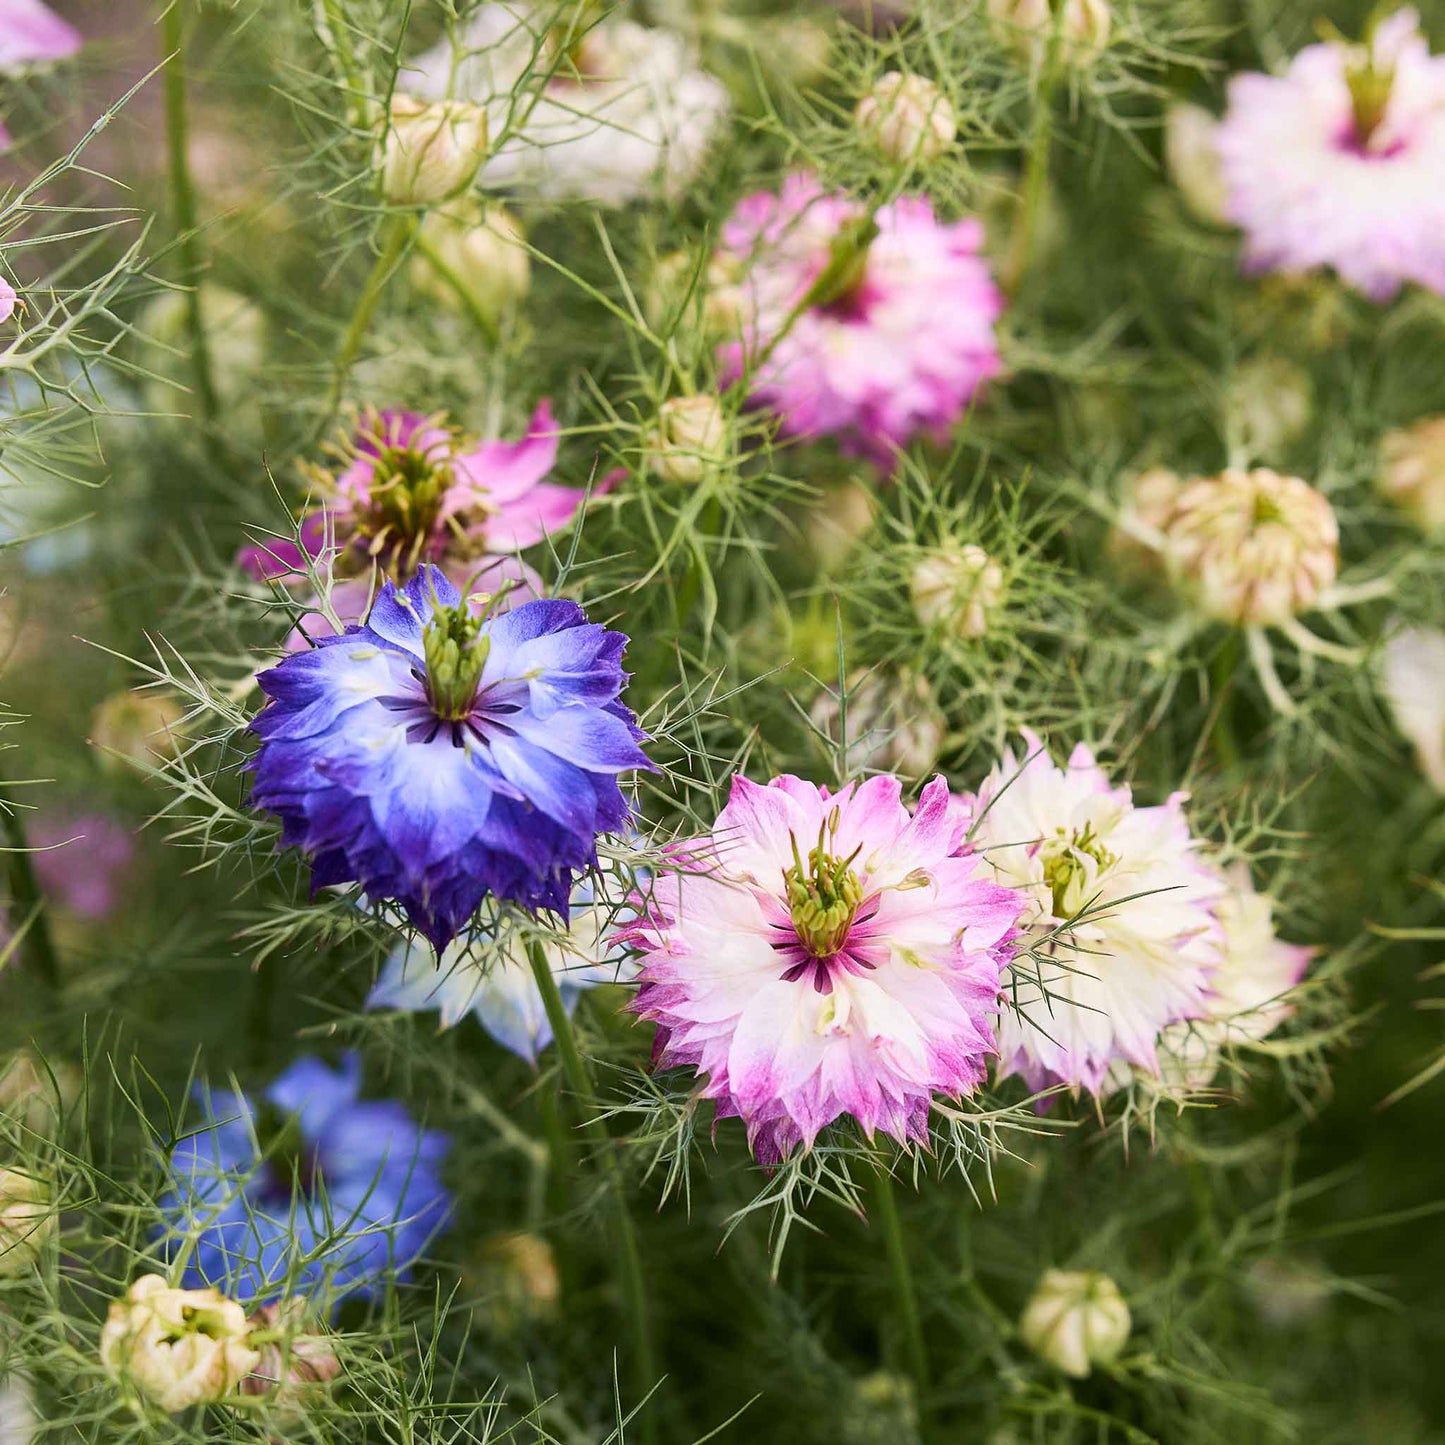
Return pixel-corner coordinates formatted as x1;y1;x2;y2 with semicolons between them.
1380;624;1445;790
1020;1270;1131;1378
404;5;730;207
961;732;1225;1095
1128;862;1313;1095
367;867;639;1063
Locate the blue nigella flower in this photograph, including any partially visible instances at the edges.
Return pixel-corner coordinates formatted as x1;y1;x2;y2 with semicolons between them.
159;1054;450;1312
247;565;652;950
367;862;642;1064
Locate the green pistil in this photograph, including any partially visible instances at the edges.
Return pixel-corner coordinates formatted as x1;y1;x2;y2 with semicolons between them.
784;813;865;959
423;602;491;721
1319;16;1397;147
1041;823;1117;920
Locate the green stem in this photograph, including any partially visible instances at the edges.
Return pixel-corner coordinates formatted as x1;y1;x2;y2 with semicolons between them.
0;783;59;990
526;940;658;1441
319;215;414;435
161;1;219;431
873;1168;929;1403
1208;631;1243;772
246;952;278;1069
1003;21;1064;295
413;230;502;345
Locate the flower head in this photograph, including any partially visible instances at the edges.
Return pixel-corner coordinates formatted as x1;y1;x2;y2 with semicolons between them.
1214;9;1445;300
238;1299;342;1412
368;863;639;1063
1379;415;1445;536
910;543;1004;637
1019;1270;1131;1379
629;773;1022;1163
645;395;729;483
405;5;729;207
854;72;956;165
411;200;531;324
100;1275;259;1414
159;1055;449;1311
987;0;1112;68
717;174;1002;468
1161;467;1338;626
376;95;488;206
0;1168;53;1275
248;567;650;949
961;733;1225;1095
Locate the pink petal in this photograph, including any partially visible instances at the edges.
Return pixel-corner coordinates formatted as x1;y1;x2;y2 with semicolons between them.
0;0;81;69
455;401;560;504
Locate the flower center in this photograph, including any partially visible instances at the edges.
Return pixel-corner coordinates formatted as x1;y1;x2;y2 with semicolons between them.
422;602;491;722
1040;823;1116;920
783;814;865;959
804;214;882;319
357;434;457;576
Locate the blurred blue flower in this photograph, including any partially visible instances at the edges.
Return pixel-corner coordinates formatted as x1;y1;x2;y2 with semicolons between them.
247;565;652;951
159;1054;450;1312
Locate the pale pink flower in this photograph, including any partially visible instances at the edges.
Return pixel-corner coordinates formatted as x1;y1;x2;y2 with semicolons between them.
959;733;1225;1096
1214;9;1445;301
716;174;1003;469
628;773;1022;1163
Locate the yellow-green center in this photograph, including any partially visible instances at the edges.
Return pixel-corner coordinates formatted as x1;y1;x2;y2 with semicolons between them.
1040;823;1117;920
423;603;491;721
784;816;865;958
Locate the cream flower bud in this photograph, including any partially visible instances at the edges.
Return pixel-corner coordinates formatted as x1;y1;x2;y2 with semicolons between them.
0;1170;54;1276
90;688;184;773
1379;417;1445;537
1380;625;1445;791
910;544;1004;637
474;1231;561;1333
0;1050;75;1138
238;1300;341;1416
1165;102;1229;227
101;1275;259;1414
988;0;1112;67
412;200;530;323
1230;356;1312;462
1020;1269;1131;1379
645;395;729;484
377;95;488;206
855;72;956;165
810;669;945;777
1162;468;1339;626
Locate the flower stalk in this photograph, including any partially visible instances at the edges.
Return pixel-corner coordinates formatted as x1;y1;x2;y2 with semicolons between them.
872;1167;930;1405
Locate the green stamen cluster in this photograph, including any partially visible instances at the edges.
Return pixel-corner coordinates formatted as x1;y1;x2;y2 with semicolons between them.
783;812;866;959
423;603;491;721
1041;823;1117;920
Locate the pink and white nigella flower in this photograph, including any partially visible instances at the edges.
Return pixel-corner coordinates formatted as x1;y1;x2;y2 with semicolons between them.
958;733;1226;1096
715;173;1003;469
627;773;1023;1163
1214;8;1445;301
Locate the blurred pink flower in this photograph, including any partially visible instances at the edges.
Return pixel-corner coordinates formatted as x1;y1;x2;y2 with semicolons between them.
717;173;1002;469
0;0;82;150
29;812;135;920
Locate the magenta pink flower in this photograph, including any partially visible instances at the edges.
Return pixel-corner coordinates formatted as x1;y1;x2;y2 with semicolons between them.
0;0;82;150
629;773;1023;1163
716;173;1003;468
1214;8;1445;301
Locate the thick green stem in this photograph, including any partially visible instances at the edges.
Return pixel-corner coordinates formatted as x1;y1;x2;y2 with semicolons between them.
1208;631;1243;772
526;940;658;1440
1003;23;1064;295
0;784;59;990
873;1168;929;1404
319;215;414;434
161;1;219;431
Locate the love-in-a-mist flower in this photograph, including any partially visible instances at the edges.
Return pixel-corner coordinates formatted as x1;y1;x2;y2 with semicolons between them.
910;543;1004;638
0;1;82;150
1214;8;1445;301
629;774;1022;1163
368;865;639;1063
1142;862;1312;1093
717;174;1003;468
1160;468;1338;627
1019;1270;1131;1379
248;567;649;949
1380;624;1445;790
854;72;956;165
159;1055;449;1311
960;733;1225;1095
404;5;729;207
376;95;488;206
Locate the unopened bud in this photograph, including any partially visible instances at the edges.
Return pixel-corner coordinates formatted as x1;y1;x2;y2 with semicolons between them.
1020;1269;1131;1378
988;0;1112;67
412;200;530;324
101;1275;259;1414
910;544;1004;637
855;72;956;165
238;1299;341;1415
474;1232;560;1333
1162;468;1338;626
90;688;185;773
0;1169;54;1276
648;251;746;337
377;95;488;206
1379;416;1445;536
1165;101;1229;227
646;396;729;484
